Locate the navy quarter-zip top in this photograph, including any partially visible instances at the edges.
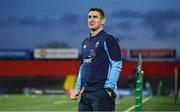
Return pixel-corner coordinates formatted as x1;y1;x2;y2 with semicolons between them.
75;30;122;92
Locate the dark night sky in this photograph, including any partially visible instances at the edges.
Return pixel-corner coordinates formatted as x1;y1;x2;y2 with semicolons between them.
0;0;180;58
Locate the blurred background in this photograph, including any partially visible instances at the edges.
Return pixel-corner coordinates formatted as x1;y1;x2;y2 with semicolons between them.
0;0;180;111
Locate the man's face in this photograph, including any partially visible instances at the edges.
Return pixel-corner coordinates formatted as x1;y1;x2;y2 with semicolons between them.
88;11;105;31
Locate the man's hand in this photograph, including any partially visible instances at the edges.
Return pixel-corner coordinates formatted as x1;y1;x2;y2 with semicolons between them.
70;87;84;100
105;88;112;97
70;89;80;100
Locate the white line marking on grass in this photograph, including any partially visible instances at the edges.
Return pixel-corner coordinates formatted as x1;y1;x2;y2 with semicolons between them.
53;100;67;105
124;96;152;112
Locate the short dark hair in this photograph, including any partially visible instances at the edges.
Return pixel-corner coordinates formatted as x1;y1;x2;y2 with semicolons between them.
89;7;105;18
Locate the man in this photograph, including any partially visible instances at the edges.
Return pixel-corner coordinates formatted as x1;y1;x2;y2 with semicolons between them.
71;7;122;111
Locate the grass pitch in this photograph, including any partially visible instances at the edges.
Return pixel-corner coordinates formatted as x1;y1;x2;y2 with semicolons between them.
0;94;179;111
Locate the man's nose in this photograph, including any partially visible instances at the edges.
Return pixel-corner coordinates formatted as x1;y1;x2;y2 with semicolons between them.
89;17;94;21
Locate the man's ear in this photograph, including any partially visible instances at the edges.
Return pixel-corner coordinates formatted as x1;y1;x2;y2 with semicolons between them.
102;18;106;25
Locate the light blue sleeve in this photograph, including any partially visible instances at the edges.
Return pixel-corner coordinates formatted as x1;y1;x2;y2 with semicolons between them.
75;64;85;92
104;41;122;90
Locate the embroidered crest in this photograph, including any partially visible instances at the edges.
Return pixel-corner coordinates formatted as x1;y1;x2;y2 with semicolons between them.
95;41;99;48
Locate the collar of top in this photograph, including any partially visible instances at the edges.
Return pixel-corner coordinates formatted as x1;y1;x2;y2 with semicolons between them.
90;30;105;38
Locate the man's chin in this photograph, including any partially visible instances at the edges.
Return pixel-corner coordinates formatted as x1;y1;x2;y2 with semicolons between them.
90;28;97;31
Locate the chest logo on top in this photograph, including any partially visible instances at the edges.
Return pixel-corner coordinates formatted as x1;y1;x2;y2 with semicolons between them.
83;49;95;63
83;45;87;48
95;41;99;48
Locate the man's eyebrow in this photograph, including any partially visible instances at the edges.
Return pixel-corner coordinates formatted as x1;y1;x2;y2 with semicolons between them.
88;15;99;18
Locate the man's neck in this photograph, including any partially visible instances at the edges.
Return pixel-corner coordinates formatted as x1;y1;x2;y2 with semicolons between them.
91;26;103;37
